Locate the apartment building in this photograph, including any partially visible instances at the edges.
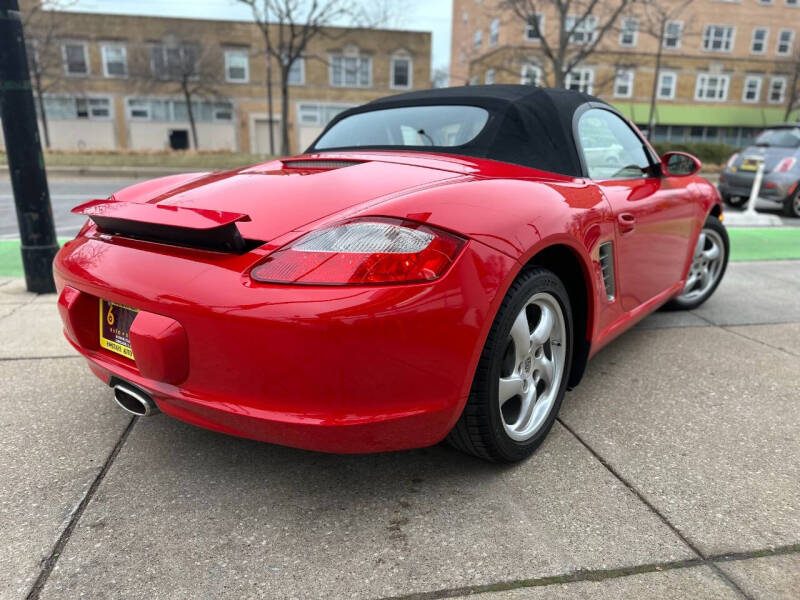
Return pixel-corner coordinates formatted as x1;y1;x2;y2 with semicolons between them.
1;3;430;153
451;0;800;146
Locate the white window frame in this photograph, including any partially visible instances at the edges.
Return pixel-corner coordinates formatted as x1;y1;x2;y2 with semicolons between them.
694;74;730;101
750;27;769;54
520;63;542;86
44;94;113;120
613;69;634;98
485;68;495;84
474;29;482;49
390;55;412;89
787;0;799;7
566;15;598;45
224;49;250;83
657;72;677;99
768;76;787;103
565;67;594;93
742;76;762;103
125;96;234;123
469;74;479;85
702;25;735;53
525;14;544;41
776;29;795;55
61;41;89;77
329;54;372;88
287;57;305;86
100;44;127;78
619;18;639;47
664;21;683;49
489;18;499;46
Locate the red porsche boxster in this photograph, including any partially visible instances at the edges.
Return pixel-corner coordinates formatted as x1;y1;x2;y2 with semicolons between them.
54;86;728;462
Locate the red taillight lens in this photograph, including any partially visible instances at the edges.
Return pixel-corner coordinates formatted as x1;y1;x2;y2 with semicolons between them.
775;157;796;173
250;218;466;285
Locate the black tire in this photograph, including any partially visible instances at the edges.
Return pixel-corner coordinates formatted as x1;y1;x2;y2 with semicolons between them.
723;194;747;209
447;267;573;463
664;215;729;311
782;186;800;218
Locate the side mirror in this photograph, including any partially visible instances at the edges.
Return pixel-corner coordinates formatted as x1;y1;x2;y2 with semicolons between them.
661;151;702;177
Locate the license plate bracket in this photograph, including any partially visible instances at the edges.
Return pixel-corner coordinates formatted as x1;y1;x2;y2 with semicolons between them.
99;299;138;359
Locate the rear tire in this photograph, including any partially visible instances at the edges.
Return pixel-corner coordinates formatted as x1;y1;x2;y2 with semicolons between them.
665;215;729;311
782;187;800;218
723;194;747;209
447;267;573;463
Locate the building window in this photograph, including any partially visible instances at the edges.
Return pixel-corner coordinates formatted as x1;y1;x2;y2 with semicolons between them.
298;103;352;126
520;63;542;86
485;68;495;84
751;28;768;54
787;0;799;7
565;68;594;93
613;69;634;98
469;75;479;85
330;54;371;87
62;42;88;76
758;0;774;4
657;72;677;99
702;25;735;52
390;55;412;89
126;98;233;122
777;29;795;55
619;18;638;47
694;74;730;101
43;96;111;120
225;50;249;83
742;76;762;102
768;76;787;103
664;21;683;48
151;45;197;80
101;44;127;78
474;29;482;49
287;57;305;85
525;14;544;40
489;18;499;46
566;15;598;45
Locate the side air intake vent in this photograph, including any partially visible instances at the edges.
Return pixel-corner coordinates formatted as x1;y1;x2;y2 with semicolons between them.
598;242;615;300
282;160;362;170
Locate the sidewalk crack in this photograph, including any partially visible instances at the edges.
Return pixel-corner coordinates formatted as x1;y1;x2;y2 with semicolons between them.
25;416;137;600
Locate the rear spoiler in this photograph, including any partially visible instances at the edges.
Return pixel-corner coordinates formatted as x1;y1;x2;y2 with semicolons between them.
73;199;252;253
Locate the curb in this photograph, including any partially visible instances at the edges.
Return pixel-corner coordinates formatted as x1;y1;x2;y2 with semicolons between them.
0;165;207;179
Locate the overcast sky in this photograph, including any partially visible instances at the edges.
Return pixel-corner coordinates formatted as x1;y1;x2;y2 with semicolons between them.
64;0;453;72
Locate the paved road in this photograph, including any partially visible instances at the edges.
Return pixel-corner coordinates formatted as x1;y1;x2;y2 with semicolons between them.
1;174;799;241
1;260;798;599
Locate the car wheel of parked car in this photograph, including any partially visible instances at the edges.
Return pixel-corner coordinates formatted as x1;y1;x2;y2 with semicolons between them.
666;216;729;311
783;187;800;218
722;194;747;209
447;267;573;462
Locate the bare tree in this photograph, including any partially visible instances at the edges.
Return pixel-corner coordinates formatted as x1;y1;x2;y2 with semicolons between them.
20;0;76;148
636;0;694;136
785;50;800;123
502;0;630;88
128;37;224;150
238;0;352;156
431;65;449;88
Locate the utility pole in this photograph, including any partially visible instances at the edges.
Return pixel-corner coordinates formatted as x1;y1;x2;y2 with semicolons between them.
0;0;58;293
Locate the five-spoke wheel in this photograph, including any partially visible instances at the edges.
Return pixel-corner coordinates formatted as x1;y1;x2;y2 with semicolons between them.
668;215;729;310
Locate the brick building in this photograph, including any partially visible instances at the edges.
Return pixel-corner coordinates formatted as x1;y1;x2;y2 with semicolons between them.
450;0;800;146
2;3;431;154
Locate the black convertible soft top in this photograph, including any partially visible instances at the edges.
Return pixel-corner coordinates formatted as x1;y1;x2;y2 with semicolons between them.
307;85;610;177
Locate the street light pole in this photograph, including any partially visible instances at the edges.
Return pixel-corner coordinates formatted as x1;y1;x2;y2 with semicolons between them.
0;0;58;293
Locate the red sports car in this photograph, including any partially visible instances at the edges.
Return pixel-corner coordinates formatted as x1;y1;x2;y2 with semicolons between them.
54;86;728;462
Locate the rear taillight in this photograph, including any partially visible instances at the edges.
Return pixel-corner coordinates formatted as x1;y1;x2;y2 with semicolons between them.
250;218;466;285
726;153;739;168
775;157;796;173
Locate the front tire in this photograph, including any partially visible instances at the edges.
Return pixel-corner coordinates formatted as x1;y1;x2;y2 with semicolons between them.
666;215;729;311
447;267;573;463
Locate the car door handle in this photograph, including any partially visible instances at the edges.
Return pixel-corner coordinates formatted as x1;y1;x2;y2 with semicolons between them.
618;212;636;233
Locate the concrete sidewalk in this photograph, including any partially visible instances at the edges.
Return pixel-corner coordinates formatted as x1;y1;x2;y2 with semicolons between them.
0;263;798;599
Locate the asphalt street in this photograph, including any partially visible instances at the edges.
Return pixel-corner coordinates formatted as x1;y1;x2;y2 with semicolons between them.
0;260;798;599
1;174;799;241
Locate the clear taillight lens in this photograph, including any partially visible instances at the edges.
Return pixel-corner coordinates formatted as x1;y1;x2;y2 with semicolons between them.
726;153;739;168
775;157;796;173
250;218;466;285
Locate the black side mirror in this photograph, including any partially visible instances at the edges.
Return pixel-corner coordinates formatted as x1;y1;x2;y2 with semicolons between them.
661;151;702;177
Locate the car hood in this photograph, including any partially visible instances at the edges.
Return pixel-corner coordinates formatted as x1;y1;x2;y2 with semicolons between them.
734;145;800;172
107;156;465;241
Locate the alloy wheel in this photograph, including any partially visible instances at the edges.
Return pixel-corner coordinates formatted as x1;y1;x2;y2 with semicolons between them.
679;228;725;302
498;292;567;442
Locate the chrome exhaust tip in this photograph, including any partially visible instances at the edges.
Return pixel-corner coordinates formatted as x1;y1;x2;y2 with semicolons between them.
113;383;159;417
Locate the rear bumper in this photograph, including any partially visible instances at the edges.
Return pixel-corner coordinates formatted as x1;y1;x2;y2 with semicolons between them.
718;170;798;202
54;236;513;453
